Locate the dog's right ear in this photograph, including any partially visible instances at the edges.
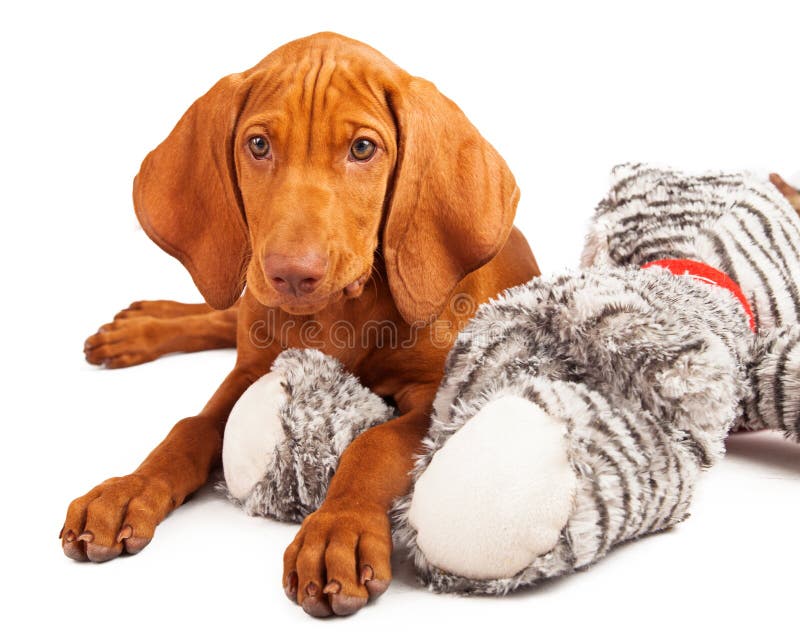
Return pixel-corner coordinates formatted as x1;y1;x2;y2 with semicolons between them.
133;74;251;309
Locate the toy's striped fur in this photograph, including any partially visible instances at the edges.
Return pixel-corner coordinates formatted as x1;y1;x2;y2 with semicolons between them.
584;163;800;437
585;163;800;330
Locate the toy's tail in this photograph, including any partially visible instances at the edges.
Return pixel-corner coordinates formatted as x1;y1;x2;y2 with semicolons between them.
745;325;800;440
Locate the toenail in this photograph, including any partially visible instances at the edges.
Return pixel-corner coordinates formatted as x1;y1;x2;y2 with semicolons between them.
284;572;298;600
117;525;133;542
360;564;374;584
323;580;341;595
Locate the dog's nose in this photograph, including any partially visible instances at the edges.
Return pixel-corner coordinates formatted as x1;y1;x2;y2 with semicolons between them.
263;252;328;296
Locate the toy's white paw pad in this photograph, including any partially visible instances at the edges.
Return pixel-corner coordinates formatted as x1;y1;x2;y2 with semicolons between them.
408;396;576;580
222;371;287;502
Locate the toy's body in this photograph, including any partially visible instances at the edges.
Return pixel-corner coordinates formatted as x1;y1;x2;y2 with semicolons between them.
584;164;800;438
221;164;800;594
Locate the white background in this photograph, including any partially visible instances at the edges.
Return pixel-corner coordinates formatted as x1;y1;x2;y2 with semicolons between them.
3;1;799;638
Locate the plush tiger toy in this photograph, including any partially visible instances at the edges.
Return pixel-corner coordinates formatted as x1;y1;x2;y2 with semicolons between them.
220;164;800;595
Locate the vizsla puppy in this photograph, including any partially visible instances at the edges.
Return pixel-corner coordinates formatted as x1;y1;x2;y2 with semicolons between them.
63;32;539;617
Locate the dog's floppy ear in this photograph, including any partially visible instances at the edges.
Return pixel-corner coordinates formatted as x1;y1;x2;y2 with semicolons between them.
383;78;520;325
133;74;251;309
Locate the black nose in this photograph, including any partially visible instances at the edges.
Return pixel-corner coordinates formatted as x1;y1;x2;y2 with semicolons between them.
263;252;328;296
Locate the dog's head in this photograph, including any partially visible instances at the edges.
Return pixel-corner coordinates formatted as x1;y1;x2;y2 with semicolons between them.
133;32;519;324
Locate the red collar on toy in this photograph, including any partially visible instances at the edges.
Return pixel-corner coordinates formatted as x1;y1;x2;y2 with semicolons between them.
641;259;756;332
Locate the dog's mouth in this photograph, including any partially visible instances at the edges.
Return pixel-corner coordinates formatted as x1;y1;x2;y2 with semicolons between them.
343;272;370;298
271;271;371;315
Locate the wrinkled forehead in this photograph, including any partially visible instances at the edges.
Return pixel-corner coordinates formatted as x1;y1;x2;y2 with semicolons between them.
240;34;403;130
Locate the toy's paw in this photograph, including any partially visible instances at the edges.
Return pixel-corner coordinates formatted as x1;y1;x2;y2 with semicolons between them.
283;501;391;617
222;371;287;503
408;396;577;580
60;474;174;562
84;316;174;368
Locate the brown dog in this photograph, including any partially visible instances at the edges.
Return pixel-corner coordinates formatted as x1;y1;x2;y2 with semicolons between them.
63;32;539;617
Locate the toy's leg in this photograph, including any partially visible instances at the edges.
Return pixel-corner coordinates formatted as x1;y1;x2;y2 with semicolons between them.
746;325;800;440
395;378;712;595
220;349;395;522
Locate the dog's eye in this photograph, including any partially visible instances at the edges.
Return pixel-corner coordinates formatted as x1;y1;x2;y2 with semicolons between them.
248;136;271;159
349;138;376;162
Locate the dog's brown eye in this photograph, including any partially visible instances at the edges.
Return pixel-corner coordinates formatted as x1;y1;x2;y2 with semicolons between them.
248;136;271;158
350;138;376;161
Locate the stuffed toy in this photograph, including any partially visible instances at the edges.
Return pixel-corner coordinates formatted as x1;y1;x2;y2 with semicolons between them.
220;163;800;594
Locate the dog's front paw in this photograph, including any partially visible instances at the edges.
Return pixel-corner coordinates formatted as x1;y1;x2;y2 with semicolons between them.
84;317;174;368
283;501;391;618
60;474;175;562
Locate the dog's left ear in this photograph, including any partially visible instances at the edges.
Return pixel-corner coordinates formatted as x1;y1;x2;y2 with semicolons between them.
384;78;520;325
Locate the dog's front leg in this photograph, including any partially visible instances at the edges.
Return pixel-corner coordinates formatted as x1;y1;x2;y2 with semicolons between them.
282;384;435;618
60;356;274;562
